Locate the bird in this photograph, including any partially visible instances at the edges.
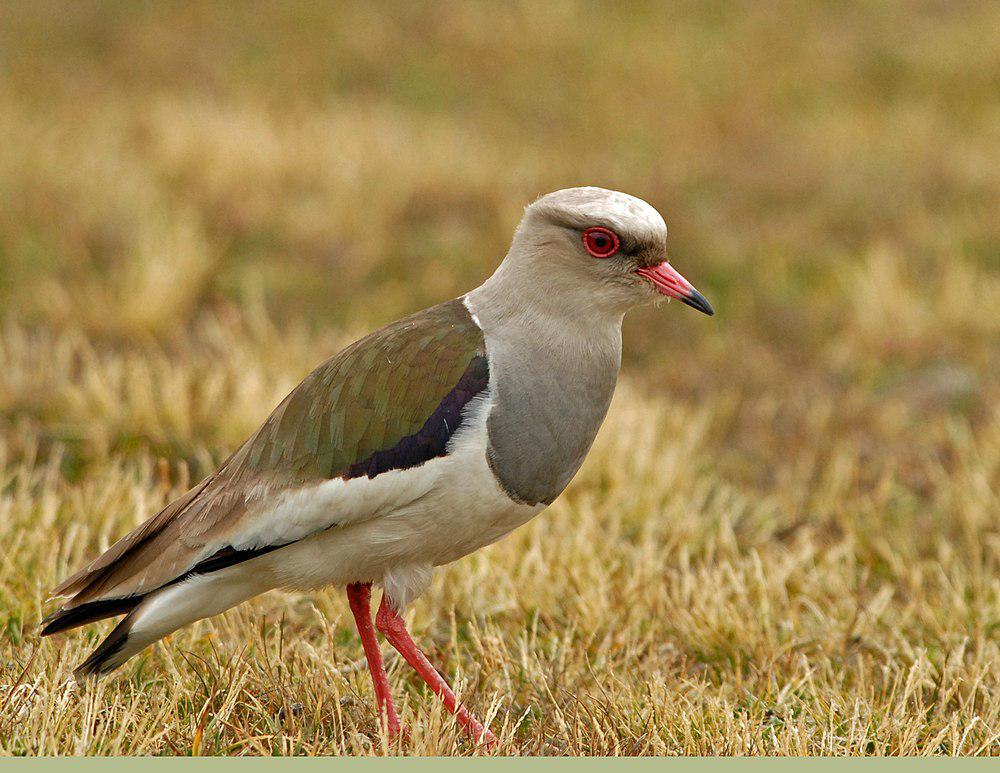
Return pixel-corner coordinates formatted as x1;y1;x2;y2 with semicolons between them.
42;186;713;744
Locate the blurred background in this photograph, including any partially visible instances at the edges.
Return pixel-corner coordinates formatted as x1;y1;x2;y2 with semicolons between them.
1;0;997;488
0;1;998;754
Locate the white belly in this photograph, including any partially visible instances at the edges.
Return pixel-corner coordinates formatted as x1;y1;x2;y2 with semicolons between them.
253;393;543;607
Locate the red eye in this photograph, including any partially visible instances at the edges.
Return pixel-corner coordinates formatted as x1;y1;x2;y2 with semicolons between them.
582;226;620;258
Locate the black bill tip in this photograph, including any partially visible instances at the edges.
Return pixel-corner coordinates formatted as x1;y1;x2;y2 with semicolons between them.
680;288;714;316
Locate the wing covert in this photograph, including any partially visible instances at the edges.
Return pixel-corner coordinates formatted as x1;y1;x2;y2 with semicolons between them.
241;298;488;484
49;298;489;609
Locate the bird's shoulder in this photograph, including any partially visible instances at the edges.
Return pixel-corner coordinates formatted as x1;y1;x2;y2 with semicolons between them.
234;296;488;485
49;297;490;607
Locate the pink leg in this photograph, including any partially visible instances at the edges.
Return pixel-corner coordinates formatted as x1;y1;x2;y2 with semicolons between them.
346;583;401;738
375;593;496;746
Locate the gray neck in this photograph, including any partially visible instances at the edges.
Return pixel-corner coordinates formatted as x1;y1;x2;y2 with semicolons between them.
465;265;623;506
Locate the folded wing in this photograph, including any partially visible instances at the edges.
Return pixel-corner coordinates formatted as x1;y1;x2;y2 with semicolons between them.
44;299;487;631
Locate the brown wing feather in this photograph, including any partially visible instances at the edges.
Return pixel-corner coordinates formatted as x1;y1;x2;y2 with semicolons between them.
48;299;486;613
50;476;213;598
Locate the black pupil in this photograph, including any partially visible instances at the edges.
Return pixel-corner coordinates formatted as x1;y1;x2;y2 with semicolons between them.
593;234;609;250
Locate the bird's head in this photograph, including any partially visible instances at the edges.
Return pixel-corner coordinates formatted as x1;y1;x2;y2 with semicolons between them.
502;187;713;319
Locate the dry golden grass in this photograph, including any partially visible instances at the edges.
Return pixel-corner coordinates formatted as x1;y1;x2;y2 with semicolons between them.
0;0;998;756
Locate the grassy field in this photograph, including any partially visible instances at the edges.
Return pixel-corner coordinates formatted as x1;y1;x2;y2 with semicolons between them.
1;0;998;756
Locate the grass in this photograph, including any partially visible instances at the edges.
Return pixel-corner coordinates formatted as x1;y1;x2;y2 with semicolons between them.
0;0;998;756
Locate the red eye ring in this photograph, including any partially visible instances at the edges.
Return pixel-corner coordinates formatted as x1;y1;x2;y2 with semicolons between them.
582;226;620;258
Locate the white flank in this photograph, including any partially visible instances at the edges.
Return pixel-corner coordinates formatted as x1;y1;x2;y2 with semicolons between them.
128;388;542;655
254;391;542;603
232;459;441;553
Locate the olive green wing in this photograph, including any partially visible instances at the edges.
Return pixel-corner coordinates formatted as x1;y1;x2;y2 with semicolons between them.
240;297;488;483
48;298;488;610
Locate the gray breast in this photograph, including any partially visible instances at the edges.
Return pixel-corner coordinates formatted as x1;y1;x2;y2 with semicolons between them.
483;331;620;506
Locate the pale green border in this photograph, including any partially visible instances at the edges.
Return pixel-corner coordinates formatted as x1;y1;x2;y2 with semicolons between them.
0;758;996;768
